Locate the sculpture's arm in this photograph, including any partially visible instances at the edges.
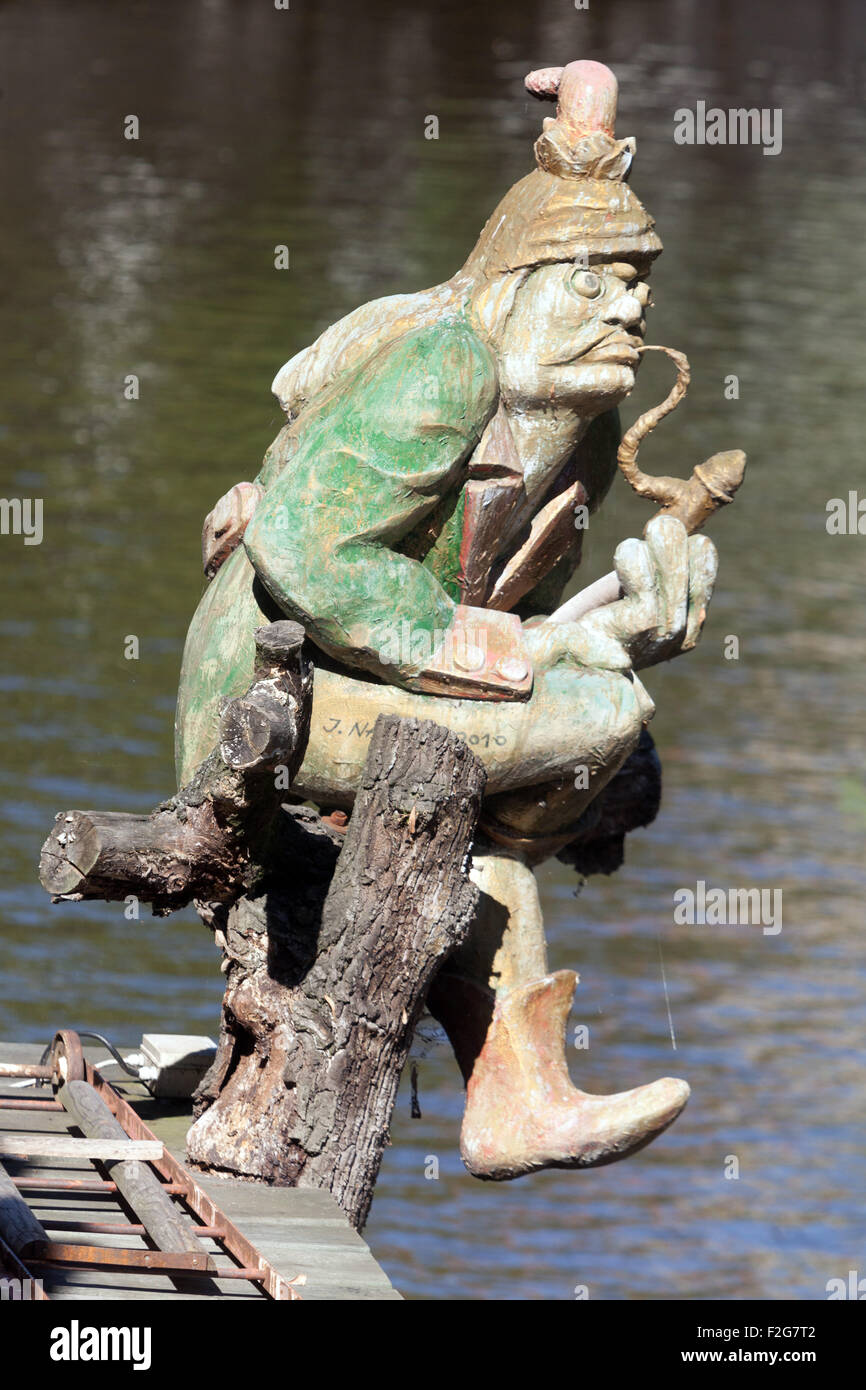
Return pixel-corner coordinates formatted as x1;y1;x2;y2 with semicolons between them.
244;322;533;700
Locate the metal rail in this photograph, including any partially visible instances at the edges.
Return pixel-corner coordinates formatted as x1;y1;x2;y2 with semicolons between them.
0;1031;302;1300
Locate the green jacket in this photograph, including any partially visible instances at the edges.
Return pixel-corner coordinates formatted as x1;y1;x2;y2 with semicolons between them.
175;314;618;779
246;317;496;674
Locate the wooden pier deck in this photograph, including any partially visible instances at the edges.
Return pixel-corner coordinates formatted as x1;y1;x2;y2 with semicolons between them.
0;1040;401;1301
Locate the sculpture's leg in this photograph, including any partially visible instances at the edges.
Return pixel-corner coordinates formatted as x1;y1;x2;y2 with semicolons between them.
428;845;689;1180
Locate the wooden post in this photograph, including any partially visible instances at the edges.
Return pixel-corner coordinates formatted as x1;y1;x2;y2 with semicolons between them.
187;715;486;1229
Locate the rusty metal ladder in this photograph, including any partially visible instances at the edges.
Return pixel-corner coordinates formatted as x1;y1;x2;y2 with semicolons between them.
0;1030;302;1299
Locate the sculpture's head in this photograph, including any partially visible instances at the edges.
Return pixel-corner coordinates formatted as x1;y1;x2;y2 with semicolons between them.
271;61;661;434
460;60;662;418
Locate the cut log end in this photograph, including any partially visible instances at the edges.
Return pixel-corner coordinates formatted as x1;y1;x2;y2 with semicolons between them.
253;619;306;667
219;690;296;770
39;811;139;900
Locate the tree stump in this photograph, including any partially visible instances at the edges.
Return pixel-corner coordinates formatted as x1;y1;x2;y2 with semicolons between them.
38;639;486;1229
187;715;486;1230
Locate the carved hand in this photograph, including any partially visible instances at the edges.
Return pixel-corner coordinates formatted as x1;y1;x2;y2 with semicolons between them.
202;481;264;581
526;515;718;673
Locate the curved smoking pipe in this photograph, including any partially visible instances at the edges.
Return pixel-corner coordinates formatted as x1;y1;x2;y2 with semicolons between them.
548;345;747;626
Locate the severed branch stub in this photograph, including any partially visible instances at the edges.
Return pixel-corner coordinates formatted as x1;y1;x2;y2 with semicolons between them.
38;621;312;915
187;714;486;1230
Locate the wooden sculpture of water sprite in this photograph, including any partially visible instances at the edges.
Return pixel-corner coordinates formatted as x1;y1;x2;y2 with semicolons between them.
179;58;744;1178
40;60;745;1209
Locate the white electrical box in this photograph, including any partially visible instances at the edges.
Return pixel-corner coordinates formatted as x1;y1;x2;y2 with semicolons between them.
139;1034;216;1099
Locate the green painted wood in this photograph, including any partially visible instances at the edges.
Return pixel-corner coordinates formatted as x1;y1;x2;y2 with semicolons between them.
175;319;497;783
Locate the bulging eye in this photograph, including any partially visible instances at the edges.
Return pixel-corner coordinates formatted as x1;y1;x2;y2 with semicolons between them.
570;269;602;299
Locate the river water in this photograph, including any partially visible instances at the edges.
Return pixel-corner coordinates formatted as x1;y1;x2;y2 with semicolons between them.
1;0;864;1300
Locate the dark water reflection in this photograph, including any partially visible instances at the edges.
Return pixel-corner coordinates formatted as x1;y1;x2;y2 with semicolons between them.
1;0;864;1300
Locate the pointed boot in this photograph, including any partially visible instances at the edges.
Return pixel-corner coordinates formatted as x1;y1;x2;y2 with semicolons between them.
459;969;689;1179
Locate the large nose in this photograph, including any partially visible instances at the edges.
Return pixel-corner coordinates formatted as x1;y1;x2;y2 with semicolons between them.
604;292;643;329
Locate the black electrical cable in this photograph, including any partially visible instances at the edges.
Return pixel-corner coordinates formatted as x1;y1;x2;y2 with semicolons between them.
38;1030;143;1078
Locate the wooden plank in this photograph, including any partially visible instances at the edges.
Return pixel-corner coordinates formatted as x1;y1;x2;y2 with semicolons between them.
0;1135;162;1161
42;1270;261;1302
193;1173;401;1301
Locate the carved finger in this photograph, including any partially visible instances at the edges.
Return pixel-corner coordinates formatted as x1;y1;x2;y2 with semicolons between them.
643;514;690;642
613;535;653;599
630;671;656;725
682;534;719;650
611;536;657;639
566;611;633;671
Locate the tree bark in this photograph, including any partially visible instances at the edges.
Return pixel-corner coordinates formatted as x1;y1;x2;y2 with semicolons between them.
187;714;486;1230
38;621;312;915
37;628;486;1228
